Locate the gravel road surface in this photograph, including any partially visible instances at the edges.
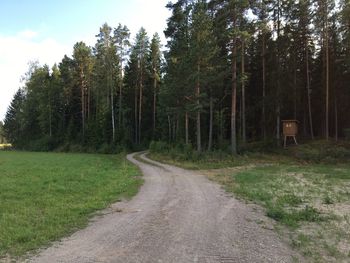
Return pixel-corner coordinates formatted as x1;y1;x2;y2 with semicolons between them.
29;153;302;263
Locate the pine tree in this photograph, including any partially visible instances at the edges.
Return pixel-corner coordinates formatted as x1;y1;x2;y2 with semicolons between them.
252;0;270;140
94;23;120;143
0;121;5;144
164;0;192;144
315;0;335;139
114;24;131;131
214;0;249;154
126;28;150;145
150;33;162;138
298;0;315;139
3;89;26;145
73;42;93;139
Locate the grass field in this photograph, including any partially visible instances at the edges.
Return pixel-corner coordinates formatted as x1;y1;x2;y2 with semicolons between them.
0;151;142;259
149;150;350;262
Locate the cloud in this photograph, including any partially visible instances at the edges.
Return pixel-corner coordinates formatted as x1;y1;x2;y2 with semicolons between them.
110;0;170;45
0;31;71;121
18;30;39;39
0;0;172;121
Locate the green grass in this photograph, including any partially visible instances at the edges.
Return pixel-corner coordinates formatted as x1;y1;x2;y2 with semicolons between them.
210;163;350;261
0;151;143;259
231;165;324;227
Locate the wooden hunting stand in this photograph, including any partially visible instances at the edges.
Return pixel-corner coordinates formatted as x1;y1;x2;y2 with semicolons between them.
282;120;298;148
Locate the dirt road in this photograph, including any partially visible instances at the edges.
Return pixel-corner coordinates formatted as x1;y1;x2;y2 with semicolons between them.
29;153;301;263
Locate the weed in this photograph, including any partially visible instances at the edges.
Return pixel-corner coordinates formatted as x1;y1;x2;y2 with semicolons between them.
297;206;320;222
323;242;340;258
323;195;334;205
291;233;310;249
279;194;303;206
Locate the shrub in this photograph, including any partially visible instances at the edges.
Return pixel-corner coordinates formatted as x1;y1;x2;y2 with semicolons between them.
149;141;169;153
68;144;84;153
54;143;70;153
239;139;279;154
183;143;194;160
97;143;114;154
25;136;59;152
343;128;350;140
292;141;350;163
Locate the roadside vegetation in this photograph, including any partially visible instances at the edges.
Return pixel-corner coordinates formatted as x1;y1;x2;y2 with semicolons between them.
149;140;350;262
0;151;142;259
0;144;11;150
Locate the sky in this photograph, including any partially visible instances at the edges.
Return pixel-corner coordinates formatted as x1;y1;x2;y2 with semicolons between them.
0;0;171;121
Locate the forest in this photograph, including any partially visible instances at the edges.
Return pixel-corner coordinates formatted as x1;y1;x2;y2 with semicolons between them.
3;0;350;154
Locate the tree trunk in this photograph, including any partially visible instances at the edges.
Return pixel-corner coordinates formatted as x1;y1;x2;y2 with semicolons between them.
241;40;246;144
134;85;138;144
49;104;52;137
305;43;314;139
208;95;213;151
119;69;123;130
111;77;115;142
185;111;189;145
81;69;85;138
87;84;90;121
173;117;176;141
138;65;143;145
276;0;281;145
153;75;157;137
293;56;297;120
168;115;171;142
231;43;237;155
219;107;223;145
325;16;330;140
276;107;280;144
335;95;338;141
196;63;201;152
176;114;179;141
262;17;266;140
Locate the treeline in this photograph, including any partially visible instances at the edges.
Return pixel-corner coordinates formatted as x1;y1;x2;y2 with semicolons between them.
4;24;161;152
0;121;6;144
4;0;350;153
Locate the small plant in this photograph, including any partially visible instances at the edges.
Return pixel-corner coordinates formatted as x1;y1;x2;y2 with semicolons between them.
149;141;169;153
266;206;286;222
323;195;334;205
279;194;303;206
298;205;320;222
291;233;311;249
323;243;340;258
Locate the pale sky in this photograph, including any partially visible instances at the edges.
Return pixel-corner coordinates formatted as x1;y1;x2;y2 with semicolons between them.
0;0;171;121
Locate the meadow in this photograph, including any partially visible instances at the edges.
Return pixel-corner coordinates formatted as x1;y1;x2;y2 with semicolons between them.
0;151;142;259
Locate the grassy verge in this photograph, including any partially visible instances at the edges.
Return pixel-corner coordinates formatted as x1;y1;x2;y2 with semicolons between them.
148;151;293;170
219;164;350;262
149;148;350;262
0;151;143;259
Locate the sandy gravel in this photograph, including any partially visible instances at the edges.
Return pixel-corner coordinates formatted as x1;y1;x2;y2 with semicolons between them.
27;153;302;263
